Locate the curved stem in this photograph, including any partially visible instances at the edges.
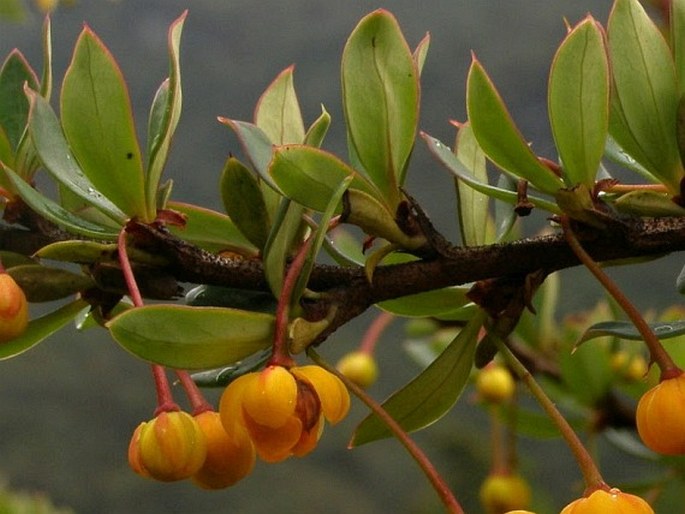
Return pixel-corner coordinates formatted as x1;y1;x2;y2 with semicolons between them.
117;227;143;308
493;336;606;493
151;365;180;415
359;311;394;354
120;227;179;414
560;217;681;379
269;237;314;368
176;370;213;415
309;350;464;514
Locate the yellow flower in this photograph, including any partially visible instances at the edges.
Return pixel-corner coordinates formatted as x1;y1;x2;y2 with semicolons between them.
0;273;28;343
219;364;350;463
128;411;207;482
636;372;685;455
192;410;255;489
479;473;531;514
34;0;58;13
336;351;379;388
476;364;515;404
560;488;653;514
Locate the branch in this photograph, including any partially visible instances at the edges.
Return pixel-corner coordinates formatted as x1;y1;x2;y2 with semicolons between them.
5;203;685;345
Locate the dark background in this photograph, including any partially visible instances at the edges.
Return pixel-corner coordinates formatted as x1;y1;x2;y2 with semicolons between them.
1;1;680;513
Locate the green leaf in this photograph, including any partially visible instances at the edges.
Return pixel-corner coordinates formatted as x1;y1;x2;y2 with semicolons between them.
35;240;166;267
560;336;613;406
342;9;419;208
453;122;492;246
36;240;115;263
269;145;378;212
549;16;609;188
303;105;331;148
604;135;658;182
166;201;258;255
0;126;13;172
107;305;274;369
579;320;685;344
378;287;471;318
218;118;277;189
343;188;427;249
254;65;305;144
262;198;305;297
413;32;430;76
351;310;485;446
61;27;147;219
185;285;276;314
422;132;561;214
191;349;271;387
323;227;365;266
0;50;38;151
613;190;685;217
292;174;354;302
146;11;186;220
673;0;685;95
39;16;52;100
467;56;563;195
4;165;119;239
0;299;88;361
220;157;271;250
7;264;94;302
25;88;127;224
0;0;25;22
608;0;682;192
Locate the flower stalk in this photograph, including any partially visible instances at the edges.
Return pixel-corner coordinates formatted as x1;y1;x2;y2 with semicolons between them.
309;349;464;514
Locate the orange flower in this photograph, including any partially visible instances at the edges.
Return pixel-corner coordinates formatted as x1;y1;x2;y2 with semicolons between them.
128;411;207;482
636;372;685;455
0;273;28;343
560;488;653;514
219;364;350;463
192;410;256;489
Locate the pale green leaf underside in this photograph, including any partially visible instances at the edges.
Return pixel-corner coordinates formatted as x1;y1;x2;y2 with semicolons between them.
107;305;274;369
549;17;609;188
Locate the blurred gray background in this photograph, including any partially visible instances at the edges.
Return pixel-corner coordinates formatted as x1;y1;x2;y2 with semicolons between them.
2;1;681;513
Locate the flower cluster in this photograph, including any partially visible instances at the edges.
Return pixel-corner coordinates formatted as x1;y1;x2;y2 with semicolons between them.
128;409;255;488
219;364;350;463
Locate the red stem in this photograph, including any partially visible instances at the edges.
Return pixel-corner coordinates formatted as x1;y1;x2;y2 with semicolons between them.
310;350;464;514
176;370;213;415
117;227;144;308
269;237;314;368
119;227;180;414
560;217;681;379
152;365;180;415
360;311;394;354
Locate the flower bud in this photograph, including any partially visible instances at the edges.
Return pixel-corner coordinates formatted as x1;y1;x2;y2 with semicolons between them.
476;364;515;404
636;372;685;455
560;488;653;513
192;411;255;489
291;365;350;424
0;273;28;343
479;473;531;514
219;364;350;463
128;411;207;482
336;351;378;389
